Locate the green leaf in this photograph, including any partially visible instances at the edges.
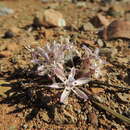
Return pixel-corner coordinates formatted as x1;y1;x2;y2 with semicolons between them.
93;101;130;124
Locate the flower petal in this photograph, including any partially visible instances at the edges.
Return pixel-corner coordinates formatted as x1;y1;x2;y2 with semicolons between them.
36;47;49;60
72;78;90;86
72;87;88;101
68;67;76;81
60;87;71;104
47;83;63;88
53;67;66;82
82;45;93;57
37;65;46;75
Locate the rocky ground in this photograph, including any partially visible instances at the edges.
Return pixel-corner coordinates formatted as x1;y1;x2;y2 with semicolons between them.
0;0;130;129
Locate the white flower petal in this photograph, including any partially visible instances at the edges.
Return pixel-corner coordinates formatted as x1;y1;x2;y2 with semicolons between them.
31;59;40;64
68;67;76;81
72;78;90;86
47;83;62;88
60;87;71;104
37;65;45;72
37;65;46;75
72;87;88;101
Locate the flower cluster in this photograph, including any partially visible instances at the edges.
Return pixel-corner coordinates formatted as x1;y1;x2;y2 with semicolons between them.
80;45;104;79
29;39;104;104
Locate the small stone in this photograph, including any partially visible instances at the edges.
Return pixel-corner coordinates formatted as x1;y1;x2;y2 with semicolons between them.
97;14;110;26
88;112;98;126
117;93;130;103
90;88;104;94
117;57;129;64
79;22;95;31
97;39;104;47
76;2;86;8
0;7;14;16
42;9;66;27
0;51;12;58
99;48;117;58
103;20;130;40
22;124;28;129
3;30;14;38
94;95;105;103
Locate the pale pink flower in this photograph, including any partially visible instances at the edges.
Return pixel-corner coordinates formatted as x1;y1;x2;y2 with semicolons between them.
48;67;89;104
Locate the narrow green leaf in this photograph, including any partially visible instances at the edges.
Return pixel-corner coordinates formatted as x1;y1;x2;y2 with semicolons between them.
93;101;130;124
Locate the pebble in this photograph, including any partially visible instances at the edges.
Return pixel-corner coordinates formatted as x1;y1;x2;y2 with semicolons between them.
3;30;14;38
90;88;104;94
79;22;95;31
103;20;130;40
99;47;117;58
0;51;12;58
96;14;110;27
3;26;20;38
88;112;98;126
42;9;66;27
117;93;130;103
0;7;14;16
22;124;28;129
97;39;104;47
76;2;86;8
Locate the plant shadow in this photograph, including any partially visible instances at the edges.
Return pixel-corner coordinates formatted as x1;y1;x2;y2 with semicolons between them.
0;67;60;123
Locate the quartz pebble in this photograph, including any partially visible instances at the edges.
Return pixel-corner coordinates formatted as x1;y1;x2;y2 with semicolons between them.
42;9;66;27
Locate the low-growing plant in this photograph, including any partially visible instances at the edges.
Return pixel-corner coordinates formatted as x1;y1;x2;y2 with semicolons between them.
27;38;104;104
